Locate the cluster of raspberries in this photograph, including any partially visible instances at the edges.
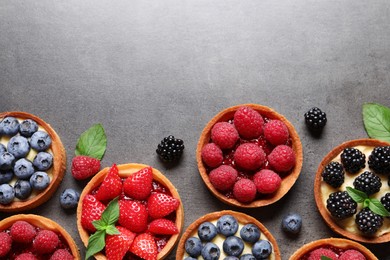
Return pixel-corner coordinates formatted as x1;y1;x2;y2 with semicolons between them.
307;247;366;260
201;106;296;203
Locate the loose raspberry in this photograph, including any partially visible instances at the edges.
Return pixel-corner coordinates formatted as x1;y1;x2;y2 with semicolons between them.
71;155;101;180
211;122;239;149
263;120;289;146
233;179;257;203
308;248;337;260
338;249;366;260
268;145;296;172
201;143;224;168
234;143;265;171
234;106;264;139
209;165;238;192
32;230;59;255
0;232;11;257
15;253;38;260
253;169;281;194
49;249;74;260
10;220;37;244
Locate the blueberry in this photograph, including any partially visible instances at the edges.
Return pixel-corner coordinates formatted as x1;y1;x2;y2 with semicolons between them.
185;237;203;257
252;240;272;259
14;180;32;200
225;257;239;260
0;152;15;170
19;119;38;137
14;158;35;179
198;221;218;242
240;254;256;260
7;136;30;159
201;242;220;260
0;117;19;136
184;258;197;260
60;188;80;209
0;144;6;155
0;170;13;184
0;184;15;204
30;171;50;191
223;236;244;257
30;131;51;151
217;215;239;237
281;213;302;234
33;152;53;171
240;224;261;243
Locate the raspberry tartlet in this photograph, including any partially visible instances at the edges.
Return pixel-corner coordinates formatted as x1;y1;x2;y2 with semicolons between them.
0;111;66;212
77;163;184;260
314;139;390;243
176;210;281;260
197;104;303;207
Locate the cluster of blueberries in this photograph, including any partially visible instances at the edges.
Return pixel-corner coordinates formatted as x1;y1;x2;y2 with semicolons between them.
0;117;53;205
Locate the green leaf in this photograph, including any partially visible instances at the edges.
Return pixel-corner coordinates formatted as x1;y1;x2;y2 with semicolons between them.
100;197;119;225
106;225;120;235
362;103;390;142
346;186;368;203
363;198;370;208
92;219;107;231
321;256;332;260
75;124;107;160
369;198;390;217
85;230;106;260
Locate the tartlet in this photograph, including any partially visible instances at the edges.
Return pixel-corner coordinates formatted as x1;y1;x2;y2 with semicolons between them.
0;111;66;212
196;104;303;208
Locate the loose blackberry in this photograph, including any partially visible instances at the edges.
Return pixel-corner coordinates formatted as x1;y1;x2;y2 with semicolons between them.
340;148;366;173
304;107;327;129
322;161;345;188
380;193;390;212
326;191;357;219
156;135;185;162
355;207;383;235
368;146;390;175
353;171;382;195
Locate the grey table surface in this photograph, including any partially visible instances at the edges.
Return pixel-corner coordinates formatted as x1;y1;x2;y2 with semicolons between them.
1;0;390;259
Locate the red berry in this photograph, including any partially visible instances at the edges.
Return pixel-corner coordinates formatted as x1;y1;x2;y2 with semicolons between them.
209;165;238;192
15;253;38;260
10;220;37;244
211;122;239;149
105;226;136;260
263;120;289;146
148;192;180;219
308;248;337;260
234;106;264;139
95;164;122;202
149;218;179;235
81;194;106;232
118;200;148;233
253;169;281;194
234;143;265;171
268;145;296;172
33;230;59;255
339;249;366;260
233;178;257;203
49;249;74;260
201;143;224;168
130;233;158;260
0;232;11;257
123;166;153;200
71;155;101;180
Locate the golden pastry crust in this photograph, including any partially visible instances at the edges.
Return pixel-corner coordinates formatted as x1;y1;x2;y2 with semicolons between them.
0;111;66;212
196;104;303;208
77;163;184;260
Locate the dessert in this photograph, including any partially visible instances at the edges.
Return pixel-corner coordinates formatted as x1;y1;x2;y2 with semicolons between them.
197;104;303;207
176;210;281;260
0;111;66;212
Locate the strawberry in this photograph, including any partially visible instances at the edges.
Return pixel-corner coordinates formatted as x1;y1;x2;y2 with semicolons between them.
81;194;106;232
149;219;178;235
0;232;11;257
105;226;136;260
118;200;148;233
95;164;122;202
33;230;59;254
130;233;157;260
147;192;180;219
71;155;101;180
123;166;153;200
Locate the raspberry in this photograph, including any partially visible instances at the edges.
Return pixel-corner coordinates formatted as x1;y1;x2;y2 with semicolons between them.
233;178;257;203
268;145;296;172
10;220;37;243
49;249;74;260
33;230;60;255
234;143;265;171
0;232;11;257
263;120;289;146
353;171;381;195
322;161;345;188
209;165;238;192
71;155;101;180
201;143;224;168
233;106;264;139
338;249;366;260
211;122;239;149
253;169;281;194
15;253;38;260
308;248;337;260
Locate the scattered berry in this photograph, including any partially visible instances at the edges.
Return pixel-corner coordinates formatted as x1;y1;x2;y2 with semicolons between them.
95;164;122;202
281;213;302;234
149;219;178;235
308;248;337;260
0;117;20;136
0;183;15;205
32;152;53;171
14;180;32;200
60;188;80;209
0;170;13;184
105;226;136;260
201;242;220;260
240;224;260;243
29;171;50;191
147;192;180;219
268;145;296;172
201;143;224;168
0;152;15;170
15;253;38;260
338;249;366;260
130;233;158;260
14;158;34;180
71;155;100;180
355;207;383;235
156;135;185;162
253;169;281;194
185;237;203;257
233;179;257;203
353;171;382;195
209;165;238;192
10;220;37;243
217;215;239;237
7;136;30;159
30;131;52;151
368;146;390;175
340;148;366;174
234;106;264;139
252;240;272;259
304;107;327;130
0;232;11;257
263;120;289;146
322;161;345;188
211;122;239;149
33;229;59;254
19;119;38;137
49;249;74;260
198;222;218;242
118;200;148;233
326;191;357;219
123;166;153;200
81;194;106;232
380;193;390;211
234;143;265;171
223;236;244;257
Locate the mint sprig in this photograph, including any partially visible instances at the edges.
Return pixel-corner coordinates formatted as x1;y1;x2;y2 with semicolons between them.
321;256;332;260
75;123;107;160
362;103;390;142
346;186;390;217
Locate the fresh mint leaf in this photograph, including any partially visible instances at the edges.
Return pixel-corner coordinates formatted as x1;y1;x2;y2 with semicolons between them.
106;225;120;235
75;123;107;160
100;197;119;225
321;256;332;260
369;198;390;217
363;198;370;208
92;219;107;231
86;230;105;260
363;103;390;142
346;186;368;203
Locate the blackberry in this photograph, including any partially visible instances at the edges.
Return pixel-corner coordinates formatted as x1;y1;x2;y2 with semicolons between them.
156;135;184;162
380;193;390;212
353;171;382;195
368;146;390;175
326;191;357;219
304;107;327;129
322;161;345;188
355;208;383;235
340;148;366;173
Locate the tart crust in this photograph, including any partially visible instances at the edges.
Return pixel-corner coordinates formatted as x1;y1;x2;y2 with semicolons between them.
77;163;184;260
0;111;66;212
196;104;303;208
0;214;81;259
176;210;281;260
314;138;390;243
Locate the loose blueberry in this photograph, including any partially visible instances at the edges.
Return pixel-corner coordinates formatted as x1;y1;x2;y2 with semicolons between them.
223;236;244;257
0;117;19;136
240;254;256;260
252;240;272;259
198;221;218;242
0;170;13;184
240;224;261;243
185;237;203;257
201;242;220;260
0;152;15;170
0;144;6;154
19;119;38;137
14;180;32;200
225;257;239;260
281;213;302;234
217;215;239;237
33;152;53;171
8;136;30;159
0;184;15;204
14;158;35;179
60;188;80;209
30;171;50;191
30;131;52;151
